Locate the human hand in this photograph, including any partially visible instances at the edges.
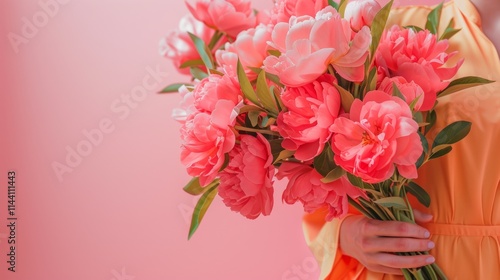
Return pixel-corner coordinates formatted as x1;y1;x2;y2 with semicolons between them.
339;210;435;275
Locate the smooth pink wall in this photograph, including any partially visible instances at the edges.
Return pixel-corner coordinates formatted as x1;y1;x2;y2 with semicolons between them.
0;1;444;280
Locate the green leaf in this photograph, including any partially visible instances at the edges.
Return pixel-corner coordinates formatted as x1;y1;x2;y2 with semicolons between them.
248;110;260;127
392;82;406;101
438;76;495;97
338;0;348;17
416;132;429;168
159;83;189;93
313;143;336;177
183;177;205;195
273;150;295;164
432;121;472;147
238;105;264;114
180;59;204;69
266;72;284;88
370;0;393;62
425;3;443;35
429;145;452;159
405;25;424;32
237;60;260;106
188;32;214;70
219;153;230;172
405;181;431;207
374;197;408;209
207;30;223;50
439;19;461;40
190;67;208;80
271;86;285;112
332;83;354;112
188;184;218;239
347;172;366;189
431;144;452;155
424;110;437;135
267;49;281;57
320;166;346;183
256;70;279;114
366;67;378;92
328;0;339;10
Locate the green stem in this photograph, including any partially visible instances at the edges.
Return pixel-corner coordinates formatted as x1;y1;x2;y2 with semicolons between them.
234;126;280;136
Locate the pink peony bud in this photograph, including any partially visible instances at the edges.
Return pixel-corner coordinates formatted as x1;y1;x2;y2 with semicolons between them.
344;0;382;32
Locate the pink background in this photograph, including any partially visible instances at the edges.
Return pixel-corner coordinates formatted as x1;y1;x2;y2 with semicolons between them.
0;1;442;279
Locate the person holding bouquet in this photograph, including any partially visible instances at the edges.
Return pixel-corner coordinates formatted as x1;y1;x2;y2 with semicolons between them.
303;0;500;279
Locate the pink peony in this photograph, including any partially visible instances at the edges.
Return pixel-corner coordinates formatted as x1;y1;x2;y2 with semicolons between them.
192;74;243;113
172;85;196;123
180;99;239;187
378;76;424;111
277;74;341;161
185;0;256;38
218;134;275;219
159;14;220;75
270;0;328;24
375;25;463;111
330;91;423;183
276;162;366;220
263;6;371;86
216;24;273;80
344;0;382;32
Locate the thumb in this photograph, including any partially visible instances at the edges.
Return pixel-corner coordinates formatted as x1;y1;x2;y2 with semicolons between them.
414;209;433;223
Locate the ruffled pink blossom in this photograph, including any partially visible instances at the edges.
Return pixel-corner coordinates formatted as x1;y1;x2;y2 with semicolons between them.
192;74;243;113
375;25;463;111
344;0;382;32
263;6;371;86
276;162;365;220
378;76;424;111
216;24;273;80
172;85;196;123
270;0;328;24
277;74;341;160
180;99;239;187
218;134;274;219
331;91;423;183
159;14;220;75
185;0;256;38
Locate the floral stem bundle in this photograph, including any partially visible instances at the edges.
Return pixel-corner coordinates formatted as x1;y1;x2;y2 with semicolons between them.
160;1;493;279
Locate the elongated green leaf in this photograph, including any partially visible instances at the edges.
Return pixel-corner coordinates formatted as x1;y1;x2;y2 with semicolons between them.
425;3;443;35
183;177;205;195
237;60;260;106
429;145;452;159
347;172;365;189
433;121;472;147
271;86;285;112
180;59;204;69
338;0;348;17
273;150;295;164
392;82;406;101
248;110;260;127
238;105;264;114
405;25;424;32
188;32;214;69
370;0;393;61
328;0;339;10
321;166;346;183
439;19;461;40
256;70;279;114
424;110;437;135
374;197;408;209
332;83;355;112
431;144;452;154
416;132;428;168
438;76;495;97
266;72;284;88
314;144;336;177
406;182;431;207
188;184;218;239
159;83;189;93
190;67;208;80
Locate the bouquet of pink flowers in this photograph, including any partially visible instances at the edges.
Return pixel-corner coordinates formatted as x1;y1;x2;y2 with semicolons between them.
160;1;492;279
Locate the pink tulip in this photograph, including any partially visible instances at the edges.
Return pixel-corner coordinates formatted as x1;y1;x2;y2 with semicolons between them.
270;0;328;24
263;6;371;86
277;74;341;161
375;25;463;111
218;134;275;219
331;91;423;183
276;162;365;220
378;76;424;111
185;0;256;38
344;0;382;31
159;14;220;75
180;99;238;187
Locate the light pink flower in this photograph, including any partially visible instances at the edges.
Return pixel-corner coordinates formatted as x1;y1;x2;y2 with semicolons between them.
270;0;328;24
216;24;273;80
276;162;365;220
263;6;371;86
192;74;243;113
172;85;196;123
159;14;220;75
344;0;382;32
277;74;341;161
180;100;238;187
185;0;256;38
375;25;463;111
378;76;424;111
331;91;423;183
218;134;274;219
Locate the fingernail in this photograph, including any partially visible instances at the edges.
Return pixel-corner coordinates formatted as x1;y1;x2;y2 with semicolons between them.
424;231;430;238
428;241;435;249
426;256;435;263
